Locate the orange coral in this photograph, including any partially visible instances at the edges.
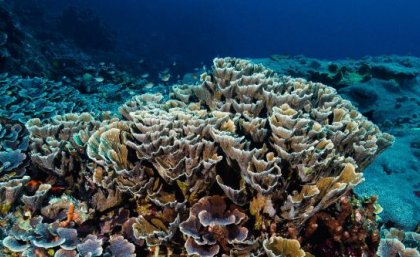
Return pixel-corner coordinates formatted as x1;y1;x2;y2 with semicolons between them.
59;203;78;227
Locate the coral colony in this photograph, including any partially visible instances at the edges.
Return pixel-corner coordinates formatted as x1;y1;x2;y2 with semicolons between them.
3;57;418;257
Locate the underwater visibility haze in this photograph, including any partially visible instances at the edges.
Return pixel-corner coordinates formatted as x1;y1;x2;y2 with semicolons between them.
0;1;419;256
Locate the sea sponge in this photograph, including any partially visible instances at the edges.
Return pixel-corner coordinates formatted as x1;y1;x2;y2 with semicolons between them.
301;195;382;256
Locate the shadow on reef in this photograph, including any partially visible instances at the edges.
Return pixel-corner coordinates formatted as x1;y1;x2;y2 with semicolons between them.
3;58;417;257
0;3;53;76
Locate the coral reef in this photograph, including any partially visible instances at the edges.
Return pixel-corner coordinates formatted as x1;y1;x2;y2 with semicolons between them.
0;71;159;123
252;54;420;231
302;195;382;257
255;55;420;131
0;117;29;181
0;75;90;122
1;1;416;254
1;0;162;105
377;228;420;257
0;57;393;256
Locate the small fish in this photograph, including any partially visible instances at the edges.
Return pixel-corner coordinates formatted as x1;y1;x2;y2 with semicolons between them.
138;59;144;64
162;68;170;74
141;73;150;79
95;77;104;83
160;73;171;82
50;186;66;194
172;61;177;66
27;179;41;188
145;82;154;89
82;73;93;81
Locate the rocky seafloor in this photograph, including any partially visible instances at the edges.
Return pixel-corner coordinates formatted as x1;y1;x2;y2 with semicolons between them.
1;2;420;257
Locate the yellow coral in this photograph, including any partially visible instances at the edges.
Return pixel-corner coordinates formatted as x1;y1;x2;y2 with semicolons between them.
263;236;307;257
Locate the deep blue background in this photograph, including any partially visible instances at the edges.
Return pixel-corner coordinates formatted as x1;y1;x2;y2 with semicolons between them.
44;0;420;69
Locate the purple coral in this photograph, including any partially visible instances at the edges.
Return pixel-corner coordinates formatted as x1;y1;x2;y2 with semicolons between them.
179;195;248;256
77;235;103;257
109;235;136;257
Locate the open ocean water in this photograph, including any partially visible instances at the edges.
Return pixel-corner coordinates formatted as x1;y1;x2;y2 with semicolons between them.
0;1;419;256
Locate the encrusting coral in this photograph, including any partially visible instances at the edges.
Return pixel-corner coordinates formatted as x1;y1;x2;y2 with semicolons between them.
0;57;394;256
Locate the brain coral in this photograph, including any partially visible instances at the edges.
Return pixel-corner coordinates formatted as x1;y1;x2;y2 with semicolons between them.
1;57;393;257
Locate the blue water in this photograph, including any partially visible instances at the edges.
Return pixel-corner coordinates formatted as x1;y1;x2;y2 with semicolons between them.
42;0;420;67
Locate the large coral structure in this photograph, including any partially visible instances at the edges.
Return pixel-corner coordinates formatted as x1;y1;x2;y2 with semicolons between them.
1;58;394;256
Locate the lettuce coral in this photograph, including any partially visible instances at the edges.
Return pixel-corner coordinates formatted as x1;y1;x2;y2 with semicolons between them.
0;117;29;181
377;228;420;257
0;75;89;122
0;57;394;256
